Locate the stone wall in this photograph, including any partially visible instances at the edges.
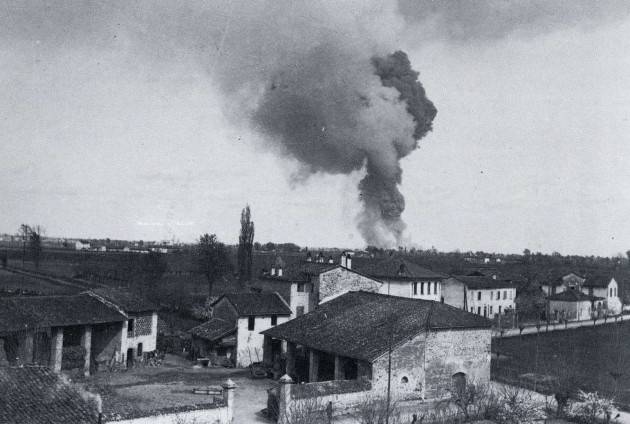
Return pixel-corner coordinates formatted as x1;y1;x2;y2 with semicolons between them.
318;268;381;304
372;333;427;399
423;328;491;400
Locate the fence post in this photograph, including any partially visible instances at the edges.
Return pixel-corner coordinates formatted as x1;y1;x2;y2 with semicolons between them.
278;374;294;424
222;378;237;423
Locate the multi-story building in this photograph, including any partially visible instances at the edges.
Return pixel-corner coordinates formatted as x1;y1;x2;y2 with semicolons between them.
443;274;516;318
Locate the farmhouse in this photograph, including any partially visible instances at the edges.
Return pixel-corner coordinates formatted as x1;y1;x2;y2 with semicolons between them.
251;253;382;317
0;294;127;375
547;290;605;321
84;287;159;366
190;292;292;367
443;274;516;318
262;291;491;403
350;256;447;302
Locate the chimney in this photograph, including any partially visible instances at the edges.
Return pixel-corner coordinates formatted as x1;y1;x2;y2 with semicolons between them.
306;252;312;262
328;256;334;264
270;267;276;276
278;267;283;277
346;254;352;269
341;253;347;268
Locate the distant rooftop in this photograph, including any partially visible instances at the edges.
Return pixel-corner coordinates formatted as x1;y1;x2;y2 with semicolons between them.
452;275;517;290
547;290;603;302
213;292;292;317
86;287;157;313
350;257;446;280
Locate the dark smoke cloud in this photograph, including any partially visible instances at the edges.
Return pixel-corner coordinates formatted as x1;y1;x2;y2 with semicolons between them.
398;0;630;41
253;46;435;247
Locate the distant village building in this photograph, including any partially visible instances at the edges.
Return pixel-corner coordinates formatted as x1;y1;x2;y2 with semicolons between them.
443;274;516;318
251;253;382;317
350;256;447;302
75;240;91;250
190;292;292;367
547;290;605;321
262;291;491;420
541;272;622;315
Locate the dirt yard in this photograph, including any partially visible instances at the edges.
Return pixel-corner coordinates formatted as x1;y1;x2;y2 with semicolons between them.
84;354;275;423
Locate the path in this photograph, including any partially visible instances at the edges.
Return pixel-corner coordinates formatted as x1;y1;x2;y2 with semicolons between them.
493;314;630;338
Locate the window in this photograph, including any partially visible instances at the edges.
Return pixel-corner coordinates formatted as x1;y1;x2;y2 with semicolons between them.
413;282;418;295
271;315;277;326
470;307;474;313
297;283;305;292
477;307;481;315
497;290;501;299
127;319;135;336
477;292;481;301
490;306;493;315
503;290;507;300
452;372;466;394
296;306;305;317
420;282;425;295
137;343;143;356
499;305;502;314
248;316;255;331
441;297;445;303
610;288;613;297
509;290;513;299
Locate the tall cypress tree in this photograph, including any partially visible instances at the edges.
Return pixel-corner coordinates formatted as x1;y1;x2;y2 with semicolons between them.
237;205;255;284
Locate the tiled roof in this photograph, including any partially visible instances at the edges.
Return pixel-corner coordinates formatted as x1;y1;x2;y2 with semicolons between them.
262;291;491;362
0;294;126;334
260;261;338;282
547;290;603;302
350;257;446;280
582;274;613;288
86;287;157;313
189;318;235;341
452;275;517;290
213;292;292;316
0;366;99;424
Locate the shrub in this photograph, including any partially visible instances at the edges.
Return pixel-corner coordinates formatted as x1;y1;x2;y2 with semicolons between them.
493;385;544;423
353;396;402;424
568;390;618;424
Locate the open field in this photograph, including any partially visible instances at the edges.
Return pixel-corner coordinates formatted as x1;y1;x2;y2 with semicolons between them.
0;268;79;295
492;320;630;409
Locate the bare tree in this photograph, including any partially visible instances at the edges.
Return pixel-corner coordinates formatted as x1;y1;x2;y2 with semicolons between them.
196;233;230;298
18;224;30;266
237;205;255;285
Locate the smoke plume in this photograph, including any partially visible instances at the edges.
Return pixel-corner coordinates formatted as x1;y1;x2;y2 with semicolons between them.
251;44;436;248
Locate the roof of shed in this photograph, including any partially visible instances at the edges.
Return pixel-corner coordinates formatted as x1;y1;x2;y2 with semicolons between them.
189;318;236;341
86;287;157;313
213;292;292;316
0;293;126;334
0;366;99;424
547;290;603;302
350;257;446;280
262;291;490;362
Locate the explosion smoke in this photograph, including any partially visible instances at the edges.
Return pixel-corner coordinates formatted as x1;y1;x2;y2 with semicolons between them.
253;47;436;247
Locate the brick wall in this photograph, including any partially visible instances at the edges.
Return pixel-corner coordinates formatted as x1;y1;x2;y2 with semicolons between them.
318;268;381;304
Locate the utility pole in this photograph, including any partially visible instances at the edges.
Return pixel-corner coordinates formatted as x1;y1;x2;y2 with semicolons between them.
386;281;392;424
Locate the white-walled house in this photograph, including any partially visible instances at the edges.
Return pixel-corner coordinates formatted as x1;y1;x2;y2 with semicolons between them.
547;290;605;321
541;272;622;315
190;292;292;367
443;275;516;318
350;256;447;302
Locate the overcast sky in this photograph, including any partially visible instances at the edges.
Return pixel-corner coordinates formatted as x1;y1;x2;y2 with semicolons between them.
1;1;630;256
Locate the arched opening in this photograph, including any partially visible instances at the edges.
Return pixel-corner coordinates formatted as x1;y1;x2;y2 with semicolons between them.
451;372;467;395
401;376;408;384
